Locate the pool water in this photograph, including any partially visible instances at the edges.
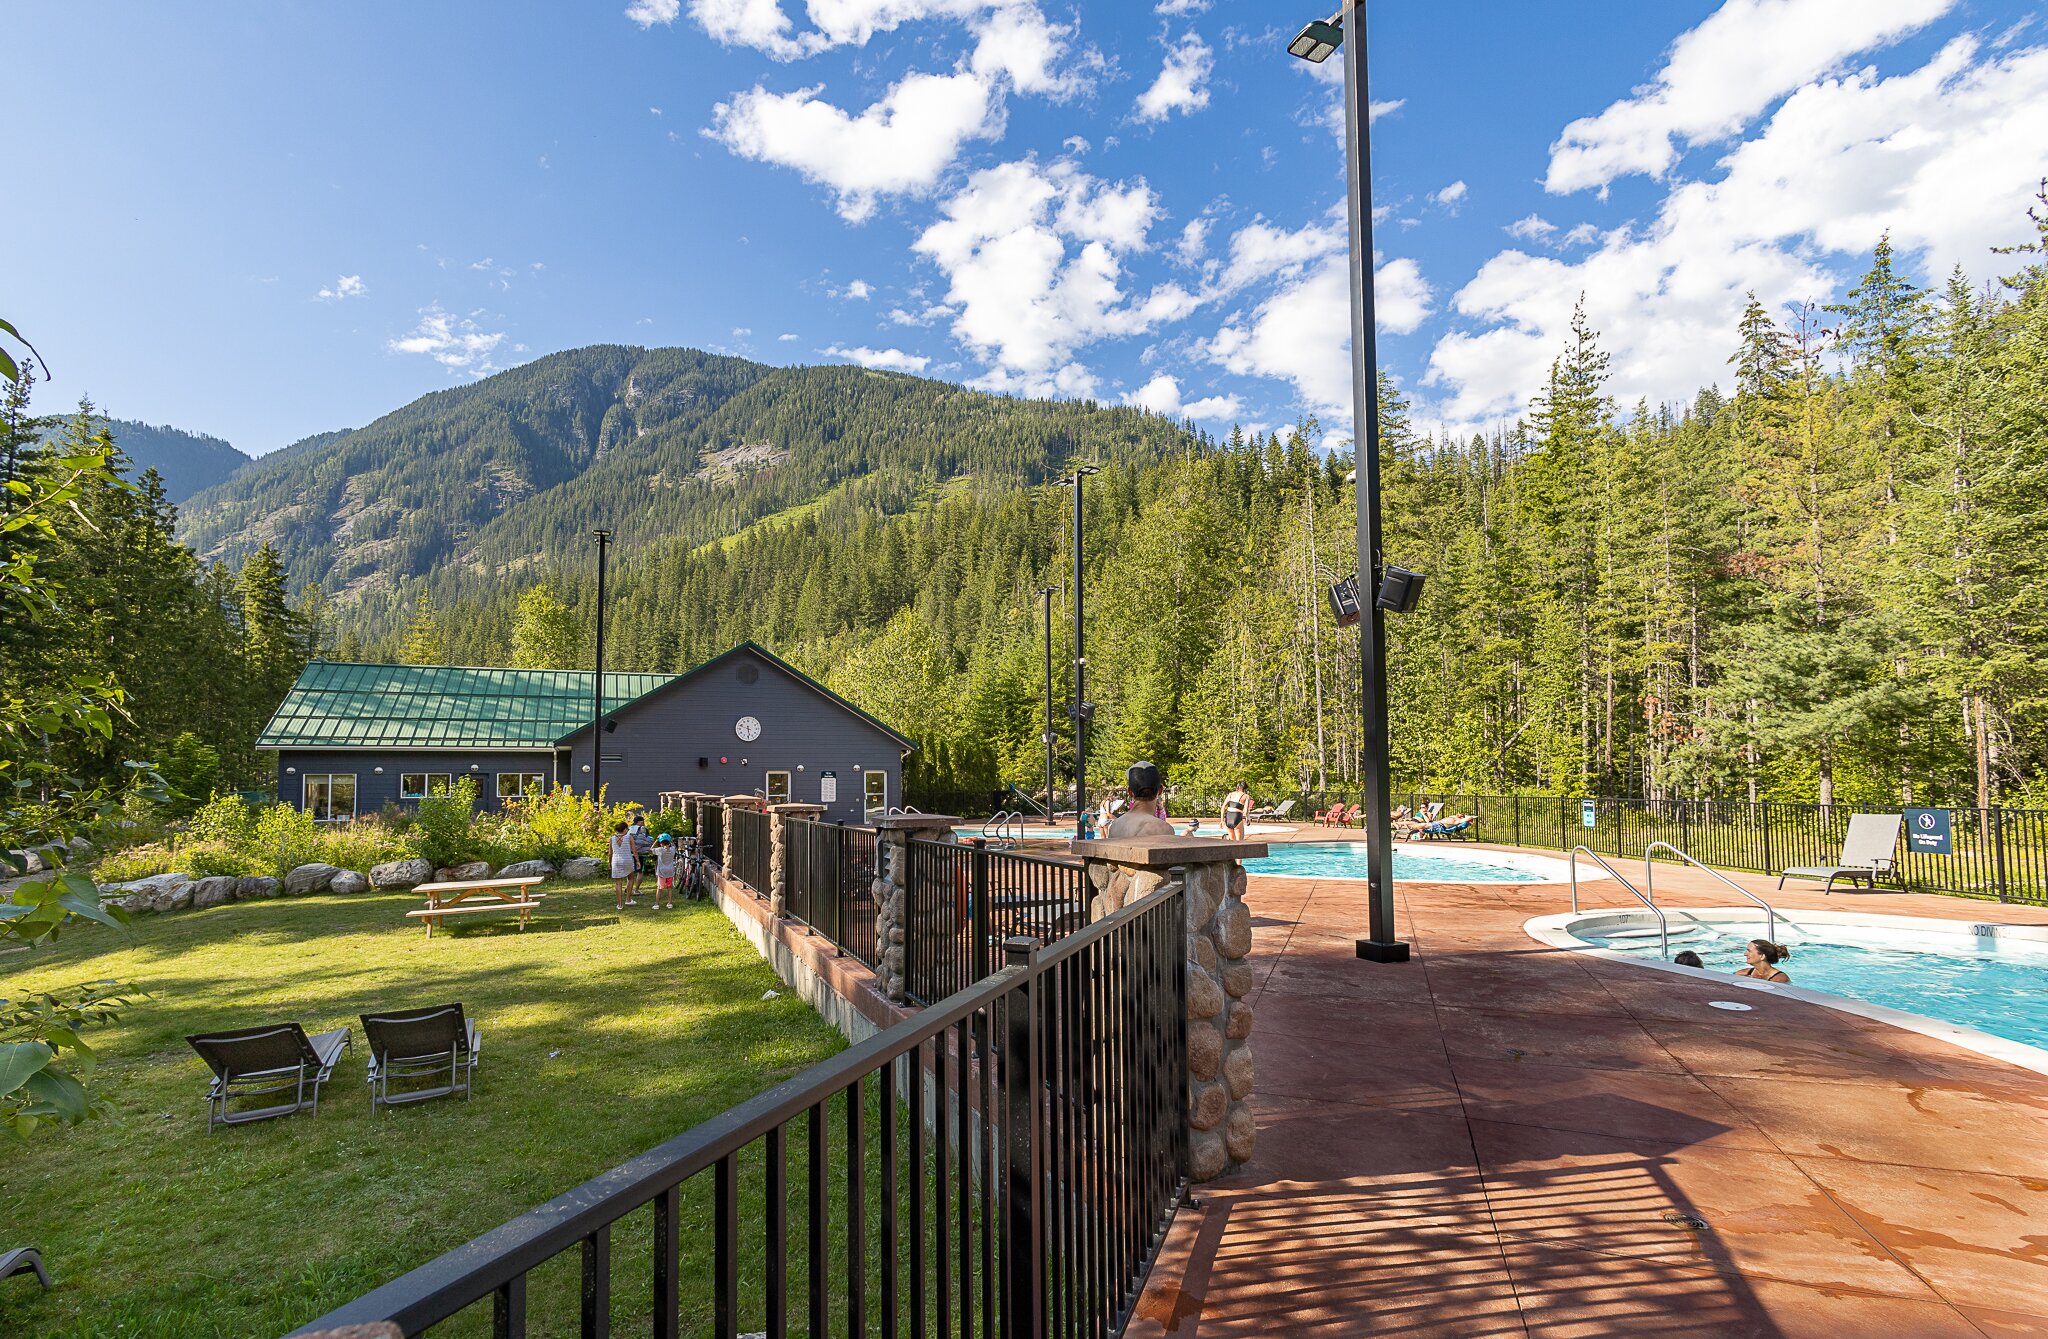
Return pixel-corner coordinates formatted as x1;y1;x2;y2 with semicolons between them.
1585;920;2048;1053
1244;841;1556;883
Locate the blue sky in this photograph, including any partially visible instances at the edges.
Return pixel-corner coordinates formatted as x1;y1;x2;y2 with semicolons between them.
10;0;2046;455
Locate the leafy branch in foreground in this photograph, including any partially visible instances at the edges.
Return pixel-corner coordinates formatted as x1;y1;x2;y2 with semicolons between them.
0;975;140;1137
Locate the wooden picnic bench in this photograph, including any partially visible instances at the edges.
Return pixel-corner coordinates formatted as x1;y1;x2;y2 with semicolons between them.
407;876;547;937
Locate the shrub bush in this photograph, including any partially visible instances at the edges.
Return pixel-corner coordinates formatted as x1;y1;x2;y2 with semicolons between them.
252;803;323;877
412;776;480;868
500;785;634;865
180;841;265;879
188;792;257;847
647;807;694;842
313;822;417;873
94;842;178;882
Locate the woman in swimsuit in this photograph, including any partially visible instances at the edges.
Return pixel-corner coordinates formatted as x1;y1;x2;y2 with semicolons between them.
1734;938;1791;983
1221;782;1250;841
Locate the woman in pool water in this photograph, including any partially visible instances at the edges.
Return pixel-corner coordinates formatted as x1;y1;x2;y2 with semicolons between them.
1735;939;1792;983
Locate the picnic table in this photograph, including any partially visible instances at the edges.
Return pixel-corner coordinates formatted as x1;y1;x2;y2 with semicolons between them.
407;876;547;937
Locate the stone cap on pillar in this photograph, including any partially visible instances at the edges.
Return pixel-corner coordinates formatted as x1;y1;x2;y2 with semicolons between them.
770;802;828;817
681;791;721;802
871;812;961;833
723;795;767;810
1071;837;1268;866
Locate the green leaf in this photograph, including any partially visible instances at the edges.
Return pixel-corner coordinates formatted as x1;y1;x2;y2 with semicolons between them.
23;1067;90;1122
0;1041;54;1098
54;891;124;930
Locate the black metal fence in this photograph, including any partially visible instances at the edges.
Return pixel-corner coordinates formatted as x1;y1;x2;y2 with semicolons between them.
726;807;772;898
785;818;881;969
698;802;724;869
904;840;1090;1007
286;881;1189;1339
1364;793;2048;905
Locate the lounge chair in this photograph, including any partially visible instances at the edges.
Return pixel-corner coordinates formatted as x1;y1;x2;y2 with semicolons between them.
1777;812;1901;895
360;1004;481;1112
1249;798;1297;822
186;1022;351;1131
0;1247;50;1290
1394;802;1445;838
1416;814;1475;840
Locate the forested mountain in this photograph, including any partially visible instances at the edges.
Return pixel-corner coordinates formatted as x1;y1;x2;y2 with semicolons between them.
40;416;249;502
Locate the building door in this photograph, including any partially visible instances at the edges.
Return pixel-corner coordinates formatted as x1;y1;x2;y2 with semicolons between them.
864;769;888;818
765;771;791;805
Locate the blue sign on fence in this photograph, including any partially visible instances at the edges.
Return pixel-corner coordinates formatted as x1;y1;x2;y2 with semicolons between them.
1581;799;1597;829
1904;807;1953;855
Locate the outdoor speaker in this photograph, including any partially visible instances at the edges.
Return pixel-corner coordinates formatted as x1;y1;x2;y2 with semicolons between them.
603;719;619;734
1376;566;1425;613
698;756;709;768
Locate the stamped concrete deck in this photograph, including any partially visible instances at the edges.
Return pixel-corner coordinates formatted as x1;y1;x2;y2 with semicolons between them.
1129;842;2048;1338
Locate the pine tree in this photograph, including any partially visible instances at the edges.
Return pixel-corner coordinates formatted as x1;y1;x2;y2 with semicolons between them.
399;592;449;666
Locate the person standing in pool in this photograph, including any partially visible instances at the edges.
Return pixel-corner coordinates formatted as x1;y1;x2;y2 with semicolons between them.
1735;939;1791;983
1221;782;1251;841
1106;762;1176;839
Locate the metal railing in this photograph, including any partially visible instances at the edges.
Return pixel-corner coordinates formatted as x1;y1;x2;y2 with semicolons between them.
1643;841;1777;942
784;819;880;968
726;808;772;899
286;881;1189;1339
904;840;1088;1007
1570;845;1668;959
698;802;724;869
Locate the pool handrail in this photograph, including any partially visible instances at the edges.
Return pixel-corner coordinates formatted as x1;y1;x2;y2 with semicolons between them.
1644;841;1777;943
1569;845;1668;959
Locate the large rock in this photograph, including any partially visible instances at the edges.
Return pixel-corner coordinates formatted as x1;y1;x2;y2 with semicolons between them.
237;875;281;900
1187;1020;1223;1082
559;856;606;880
153;882;194;913
1190;1129;1228;1182
1188;1078;1228;1132
437;861;492;882
1223;1041;1255;1100
1224;1000;1255;1041
8;849;49;875
191;876;239;909
329;870;370;895
283;863;343;896
1224;1103;1256;1164
496;859;555;880
1215;897;1253;959
1185;962;1225;1020
371;858;434;889
1222;962;1257;999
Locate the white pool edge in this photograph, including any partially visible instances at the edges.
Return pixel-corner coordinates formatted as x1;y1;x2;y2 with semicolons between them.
1525;907;2048;1078
1247;843;1609;884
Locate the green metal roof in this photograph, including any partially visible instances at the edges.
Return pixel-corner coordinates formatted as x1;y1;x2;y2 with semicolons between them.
257;663;678;750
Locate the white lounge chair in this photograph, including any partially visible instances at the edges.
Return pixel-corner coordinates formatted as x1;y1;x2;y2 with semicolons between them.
1777;812;1901;894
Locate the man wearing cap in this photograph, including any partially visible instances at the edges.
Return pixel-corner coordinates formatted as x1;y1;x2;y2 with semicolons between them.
1106;761;1177;839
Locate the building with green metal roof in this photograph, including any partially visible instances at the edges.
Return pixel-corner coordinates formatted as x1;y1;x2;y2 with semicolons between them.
262;642;913;822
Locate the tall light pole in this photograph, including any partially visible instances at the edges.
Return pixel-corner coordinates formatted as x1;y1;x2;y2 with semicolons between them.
1039;584;1057;818
590;528;612;803
1060;465;1099;839
1291;3;1409;963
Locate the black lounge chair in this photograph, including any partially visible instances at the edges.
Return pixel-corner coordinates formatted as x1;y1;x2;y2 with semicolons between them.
1;1247;50;1290
360;1004;481;1112
186;1023;351;1131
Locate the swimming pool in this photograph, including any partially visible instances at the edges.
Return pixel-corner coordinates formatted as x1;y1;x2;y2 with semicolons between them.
1244;841;1594;884
953;822;1294;841
1531;908;2048;1067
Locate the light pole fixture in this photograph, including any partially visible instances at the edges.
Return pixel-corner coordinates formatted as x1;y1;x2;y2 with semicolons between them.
591;528;612;803
1039;584;1057;820
1057;465;1100;839
1289;2;1410;964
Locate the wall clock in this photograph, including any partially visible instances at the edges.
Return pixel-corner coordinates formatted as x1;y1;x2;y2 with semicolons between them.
735;715;762;742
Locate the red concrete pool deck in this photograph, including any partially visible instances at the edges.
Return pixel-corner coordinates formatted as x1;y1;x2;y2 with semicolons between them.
1129;848;2048;1338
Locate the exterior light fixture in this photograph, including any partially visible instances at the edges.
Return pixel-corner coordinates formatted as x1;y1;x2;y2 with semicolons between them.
469;764;480;772
796;764;805;772
373;765;385;775
1288;15;1342;63
285;766;298;775
581;764;592;774
720;756;729;765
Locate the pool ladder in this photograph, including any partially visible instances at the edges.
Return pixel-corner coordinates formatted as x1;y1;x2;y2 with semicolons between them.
1569;843;1780;960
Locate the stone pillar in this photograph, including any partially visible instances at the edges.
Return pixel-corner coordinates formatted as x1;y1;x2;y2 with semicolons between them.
724;794;767;895
869;812;961;1004
768;802;826;916
1072;836;1266;1183
681;791;718;842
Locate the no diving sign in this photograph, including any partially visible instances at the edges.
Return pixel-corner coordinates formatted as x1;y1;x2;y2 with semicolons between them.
1904;807;1953;856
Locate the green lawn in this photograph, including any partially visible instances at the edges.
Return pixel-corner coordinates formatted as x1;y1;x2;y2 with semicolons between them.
0;883;855;1338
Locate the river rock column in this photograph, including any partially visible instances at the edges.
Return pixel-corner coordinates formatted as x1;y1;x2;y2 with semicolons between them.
1072;836;1266;1183
768;802;826;916
723;794;767;896
869;812;961;1004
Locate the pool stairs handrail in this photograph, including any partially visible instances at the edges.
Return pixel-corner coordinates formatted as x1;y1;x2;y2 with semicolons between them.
1569;845;1669;959
1643;841;1777;943
1003;783;1053;822
980;810;1023;847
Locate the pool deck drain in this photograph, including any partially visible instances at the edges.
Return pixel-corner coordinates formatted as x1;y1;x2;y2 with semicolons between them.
1128;842;2048;1337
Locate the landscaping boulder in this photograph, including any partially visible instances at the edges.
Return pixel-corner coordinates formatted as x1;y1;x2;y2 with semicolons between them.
68;836;94;859
496;859;554;880
237;875;281;900
151;881;195;913
329;870;370;895
190;876;239;909
370;857;434;889
283;863;343;896
560;856;606;880
437;861;493;882
7;848;49;875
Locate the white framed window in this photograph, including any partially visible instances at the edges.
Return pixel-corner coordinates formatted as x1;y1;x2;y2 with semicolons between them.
304;773;357;823
400;772;452;800
765;771;791;805
497;772;546;802
864;770;888;816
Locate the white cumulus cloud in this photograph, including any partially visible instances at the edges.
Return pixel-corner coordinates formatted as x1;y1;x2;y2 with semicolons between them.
316;274;366;300
1124;373;1241;421
843;279;874;299
1134;32;1213;122
1431;180;1468;211
709;71;1001;221
1506;214;1555;242
823;344;931;373
625;0;682;26
1545;0;1956;193
389;306;506;373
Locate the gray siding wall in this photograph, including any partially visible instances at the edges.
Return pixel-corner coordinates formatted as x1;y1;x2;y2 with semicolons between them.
274;749;563;816
565;647;904;822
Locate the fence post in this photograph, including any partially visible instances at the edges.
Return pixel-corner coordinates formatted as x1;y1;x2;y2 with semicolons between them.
832;823;847;951
972;844;991;980
1000;935;1044;1339
1559;795;1568;851
870;812;962;1005
1992;806;2009;904
1512;793;1521;849
767;803;825;920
